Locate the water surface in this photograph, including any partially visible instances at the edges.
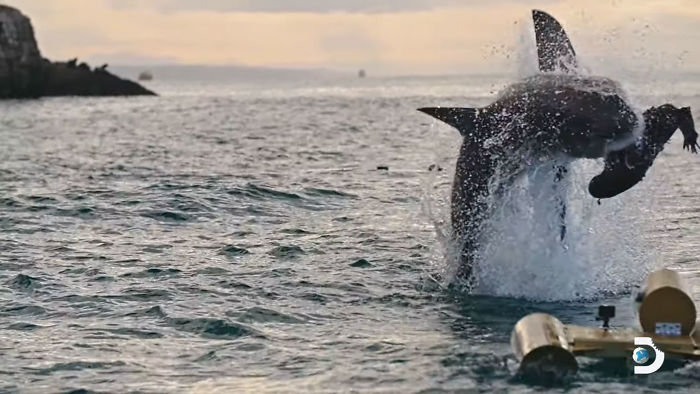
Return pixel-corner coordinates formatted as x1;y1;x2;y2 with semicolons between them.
1;73;699;392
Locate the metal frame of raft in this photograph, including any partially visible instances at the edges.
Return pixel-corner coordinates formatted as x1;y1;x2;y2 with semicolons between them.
510;269;700;381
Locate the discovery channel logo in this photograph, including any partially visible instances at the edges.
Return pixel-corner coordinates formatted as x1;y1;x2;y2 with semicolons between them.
632;337;665;374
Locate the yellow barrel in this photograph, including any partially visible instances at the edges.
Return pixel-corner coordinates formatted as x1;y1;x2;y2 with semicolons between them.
638;269;696;335
511;313;577;382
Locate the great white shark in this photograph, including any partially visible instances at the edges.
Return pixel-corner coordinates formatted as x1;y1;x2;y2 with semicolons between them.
419;10;698;280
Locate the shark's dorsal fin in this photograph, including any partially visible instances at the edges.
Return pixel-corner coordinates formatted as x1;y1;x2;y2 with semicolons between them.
418;107;479;136
532;10;578;73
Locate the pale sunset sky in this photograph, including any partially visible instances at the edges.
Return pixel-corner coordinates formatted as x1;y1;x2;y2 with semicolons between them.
4;0;699;75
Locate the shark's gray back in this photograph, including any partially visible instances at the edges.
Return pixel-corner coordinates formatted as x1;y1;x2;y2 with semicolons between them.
482;74;639;159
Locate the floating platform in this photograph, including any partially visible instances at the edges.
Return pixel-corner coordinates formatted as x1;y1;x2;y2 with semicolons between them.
511;269;700;382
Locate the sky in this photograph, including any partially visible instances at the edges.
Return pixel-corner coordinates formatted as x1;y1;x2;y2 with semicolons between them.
3;0;699;75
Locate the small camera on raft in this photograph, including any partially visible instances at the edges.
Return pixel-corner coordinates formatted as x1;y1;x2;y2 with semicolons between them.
510;269;699;383
595;305;615;328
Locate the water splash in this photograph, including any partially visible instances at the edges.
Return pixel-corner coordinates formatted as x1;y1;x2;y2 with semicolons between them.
424;152;658;301
514;17;539;78
475;158;656;300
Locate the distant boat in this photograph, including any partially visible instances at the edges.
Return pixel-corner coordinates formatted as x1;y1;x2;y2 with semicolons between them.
138;71;153;81
358;69;366;78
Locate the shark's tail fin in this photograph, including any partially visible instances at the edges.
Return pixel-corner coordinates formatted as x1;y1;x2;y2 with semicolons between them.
532;10;578;73
418;107;479;136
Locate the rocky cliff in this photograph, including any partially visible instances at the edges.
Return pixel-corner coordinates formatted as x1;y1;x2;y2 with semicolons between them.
0;5;155;98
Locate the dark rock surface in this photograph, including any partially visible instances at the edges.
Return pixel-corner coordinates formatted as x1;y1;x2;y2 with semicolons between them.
0;5;155;98
43;61;155;97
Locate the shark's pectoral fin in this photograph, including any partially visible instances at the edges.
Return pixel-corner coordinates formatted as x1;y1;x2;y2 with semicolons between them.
532;10;578;73
418;107;479;137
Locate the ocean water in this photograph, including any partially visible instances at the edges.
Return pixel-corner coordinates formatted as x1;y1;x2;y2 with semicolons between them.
1;71;700;393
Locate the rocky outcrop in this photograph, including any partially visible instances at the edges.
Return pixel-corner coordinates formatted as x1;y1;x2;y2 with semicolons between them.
43;60;155;96
0;5;45;97
0;5;155;98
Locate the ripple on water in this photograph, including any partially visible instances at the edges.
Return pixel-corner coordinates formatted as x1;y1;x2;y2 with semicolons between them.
169;193;214;213
7;322;43;331
90;275;116;282
22;195;59;204
7;274;41;291
140;244;173;254
300;292;328;304
333;216;352;222
139;210;191;222
1;304;47;316
63;389;98;394
302;187;358;198
269;245;306;258
350;259;373;268
219;245;251;257
51;206;96;219
35;361;127;375
440;352;512;381
26;204;51;212
168;316;263;339
124;305;167;318
119;288;172;301
280;228;314;235
92;327;164;339
0;197;22;207
216;279;253;290
197;267;230;276
228;183;302;201
121;268;182;278
231;230;256;237
234;307;308;324
365;340;406;355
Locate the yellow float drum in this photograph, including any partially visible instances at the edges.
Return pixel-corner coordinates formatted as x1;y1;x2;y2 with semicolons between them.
510;313;577;382
637;269;696;335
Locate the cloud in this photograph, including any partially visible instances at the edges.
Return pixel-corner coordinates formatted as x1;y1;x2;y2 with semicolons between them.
4;0;700;75
105;0;556;14
85;52;179;66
